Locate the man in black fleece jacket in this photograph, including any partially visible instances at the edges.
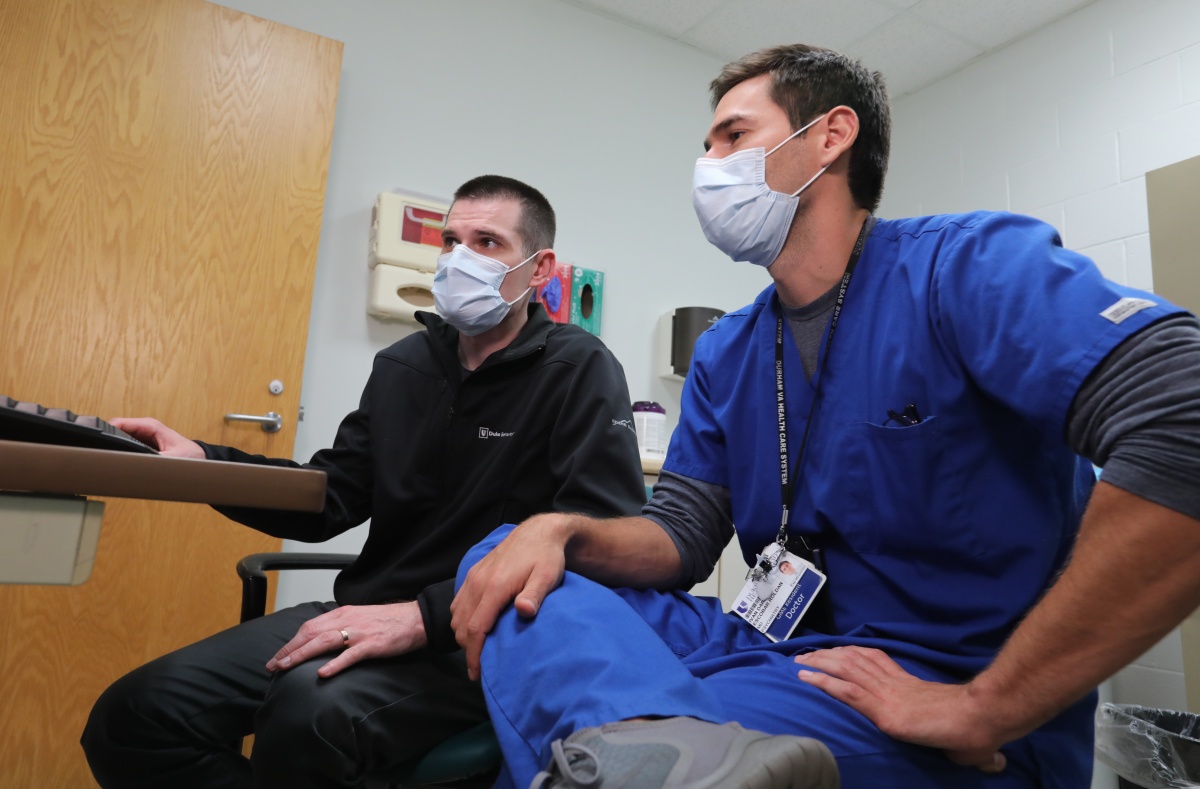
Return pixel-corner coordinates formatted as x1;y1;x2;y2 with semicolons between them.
81;175;645;788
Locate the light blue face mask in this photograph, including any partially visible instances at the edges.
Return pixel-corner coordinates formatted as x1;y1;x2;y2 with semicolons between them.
432;245;535;336
691;113;827;268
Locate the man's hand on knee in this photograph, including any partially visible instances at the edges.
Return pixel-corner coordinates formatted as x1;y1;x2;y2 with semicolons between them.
450;514;573;680
266;602;428;678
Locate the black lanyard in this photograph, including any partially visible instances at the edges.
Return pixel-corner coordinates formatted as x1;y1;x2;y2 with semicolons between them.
775;215;875;552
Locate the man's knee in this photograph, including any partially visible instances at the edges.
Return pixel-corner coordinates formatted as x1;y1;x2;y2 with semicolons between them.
81;657;187;780
81;672;133;770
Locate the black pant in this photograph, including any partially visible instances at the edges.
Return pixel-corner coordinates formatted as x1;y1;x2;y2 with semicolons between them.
81;602;488;789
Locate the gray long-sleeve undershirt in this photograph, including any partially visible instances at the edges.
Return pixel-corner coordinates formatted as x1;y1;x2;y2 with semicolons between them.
643;309;1200;589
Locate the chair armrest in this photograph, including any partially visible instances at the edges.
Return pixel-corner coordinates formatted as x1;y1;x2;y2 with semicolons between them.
236;552;357;623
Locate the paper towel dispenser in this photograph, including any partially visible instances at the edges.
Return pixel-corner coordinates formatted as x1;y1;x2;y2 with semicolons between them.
657;307;725;380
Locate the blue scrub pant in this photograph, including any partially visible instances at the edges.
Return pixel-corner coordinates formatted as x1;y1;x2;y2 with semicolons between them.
458;524;1093;789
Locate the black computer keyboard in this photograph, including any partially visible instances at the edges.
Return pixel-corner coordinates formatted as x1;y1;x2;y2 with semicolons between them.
0;396;158;454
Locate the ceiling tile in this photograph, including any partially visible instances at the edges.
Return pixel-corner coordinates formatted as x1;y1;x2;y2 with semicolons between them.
843;14;985;96
550;0;1102;99
560;0;725;39
682;0;904;62
908;0;1097;49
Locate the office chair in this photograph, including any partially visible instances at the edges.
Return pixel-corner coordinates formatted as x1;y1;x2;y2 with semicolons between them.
237;552;501;789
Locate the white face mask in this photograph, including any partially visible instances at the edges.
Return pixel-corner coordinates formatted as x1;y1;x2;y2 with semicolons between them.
691;113;828;268
432;245;535;336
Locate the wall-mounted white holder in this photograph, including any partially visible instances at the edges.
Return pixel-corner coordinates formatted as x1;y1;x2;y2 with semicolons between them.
368;191;449;273
368;264;436;324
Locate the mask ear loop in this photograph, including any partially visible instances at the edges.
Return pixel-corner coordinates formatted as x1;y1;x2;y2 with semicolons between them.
508;250;539;273
501;250;543;307
763;113;830;199
765;112;828;157
788;164;830;198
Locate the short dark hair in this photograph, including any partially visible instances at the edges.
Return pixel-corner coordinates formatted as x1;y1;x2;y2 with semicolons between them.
452;175;556;256
710;44;891;212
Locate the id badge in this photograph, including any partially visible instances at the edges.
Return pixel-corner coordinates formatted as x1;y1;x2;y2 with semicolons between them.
732;543;826;642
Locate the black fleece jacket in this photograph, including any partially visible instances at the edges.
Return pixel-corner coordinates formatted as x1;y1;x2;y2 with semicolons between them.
199;304;645;650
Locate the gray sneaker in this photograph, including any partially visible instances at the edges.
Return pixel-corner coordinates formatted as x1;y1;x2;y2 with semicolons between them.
528;717;839;789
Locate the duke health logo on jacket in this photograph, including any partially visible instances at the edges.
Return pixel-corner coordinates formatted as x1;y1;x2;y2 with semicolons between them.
478;427;515;439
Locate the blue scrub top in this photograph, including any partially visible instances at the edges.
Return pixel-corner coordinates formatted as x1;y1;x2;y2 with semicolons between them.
665;211;1186;678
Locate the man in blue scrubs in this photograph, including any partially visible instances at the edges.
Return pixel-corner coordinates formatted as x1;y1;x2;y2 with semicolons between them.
451;44;1200;789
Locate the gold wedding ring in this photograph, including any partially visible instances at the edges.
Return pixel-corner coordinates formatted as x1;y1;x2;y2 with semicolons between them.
339;628;350;647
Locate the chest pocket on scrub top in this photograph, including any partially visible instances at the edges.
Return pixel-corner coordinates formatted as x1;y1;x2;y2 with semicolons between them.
835;416;973;557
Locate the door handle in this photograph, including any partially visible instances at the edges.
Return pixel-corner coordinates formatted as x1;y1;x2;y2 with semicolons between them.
224;411;283;433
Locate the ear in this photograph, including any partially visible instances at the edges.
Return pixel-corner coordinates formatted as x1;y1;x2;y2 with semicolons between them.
528;249;556;289
819;105;859;167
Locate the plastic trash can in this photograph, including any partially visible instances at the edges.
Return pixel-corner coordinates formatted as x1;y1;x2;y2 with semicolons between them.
1096;703;1200;788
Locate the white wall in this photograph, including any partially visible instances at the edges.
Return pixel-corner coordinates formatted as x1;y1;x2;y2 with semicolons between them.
211;0;765;604
876;0;1200;724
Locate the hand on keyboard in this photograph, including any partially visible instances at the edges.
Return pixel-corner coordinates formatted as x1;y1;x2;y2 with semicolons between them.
1;396;158;454
109;417;205;459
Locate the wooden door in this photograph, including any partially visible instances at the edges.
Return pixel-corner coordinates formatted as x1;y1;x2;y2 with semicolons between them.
0;0;342;785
